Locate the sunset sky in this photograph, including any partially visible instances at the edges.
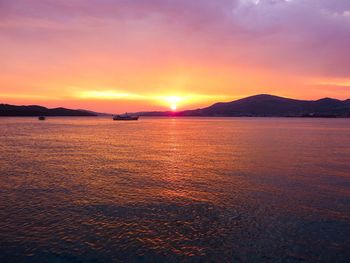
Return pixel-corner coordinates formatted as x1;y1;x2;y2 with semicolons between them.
1;0;350;112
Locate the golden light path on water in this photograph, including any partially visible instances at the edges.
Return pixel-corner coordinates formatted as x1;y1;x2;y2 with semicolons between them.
0;117;349;262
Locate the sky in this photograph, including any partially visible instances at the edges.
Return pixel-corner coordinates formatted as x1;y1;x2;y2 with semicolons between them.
1;0;350;112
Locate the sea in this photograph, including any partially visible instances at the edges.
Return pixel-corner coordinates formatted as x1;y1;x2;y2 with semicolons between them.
0;117;349;262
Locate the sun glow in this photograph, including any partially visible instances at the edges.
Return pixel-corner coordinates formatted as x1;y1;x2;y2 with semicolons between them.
72;90;231;111
77;90;139;100
164;96;181;111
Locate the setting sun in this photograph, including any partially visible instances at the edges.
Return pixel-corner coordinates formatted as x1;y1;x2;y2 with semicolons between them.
164;96;181;111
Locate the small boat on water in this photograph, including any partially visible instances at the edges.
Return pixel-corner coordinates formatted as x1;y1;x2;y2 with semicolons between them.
38;116;46;121
113;113;139;121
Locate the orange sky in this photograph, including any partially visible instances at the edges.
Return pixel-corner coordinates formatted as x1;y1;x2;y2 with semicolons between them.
1;0;350;113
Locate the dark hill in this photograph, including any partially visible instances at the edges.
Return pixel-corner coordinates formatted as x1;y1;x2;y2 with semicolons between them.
138;94;350;117
0;104;97;117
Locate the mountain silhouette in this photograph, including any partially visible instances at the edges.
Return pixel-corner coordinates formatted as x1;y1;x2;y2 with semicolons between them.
0;104;97;117
138;94;350;117
2;94;350;117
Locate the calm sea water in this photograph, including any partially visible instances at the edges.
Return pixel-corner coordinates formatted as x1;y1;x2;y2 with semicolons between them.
0;117;349;262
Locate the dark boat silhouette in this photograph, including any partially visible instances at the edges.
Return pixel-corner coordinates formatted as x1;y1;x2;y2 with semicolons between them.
38;116;46;120
113;113;139;121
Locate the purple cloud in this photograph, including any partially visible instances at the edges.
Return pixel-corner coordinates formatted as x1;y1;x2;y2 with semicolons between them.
1;0;350;80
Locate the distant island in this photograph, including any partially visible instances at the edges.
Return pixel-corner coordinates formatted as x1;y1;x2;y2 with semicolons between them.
1;94;350;117
136;94;350;118
0;104;97;117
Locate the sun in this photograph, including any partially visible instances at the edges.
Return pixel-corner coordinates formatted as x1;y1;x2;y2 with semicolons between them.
164;96;181;111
